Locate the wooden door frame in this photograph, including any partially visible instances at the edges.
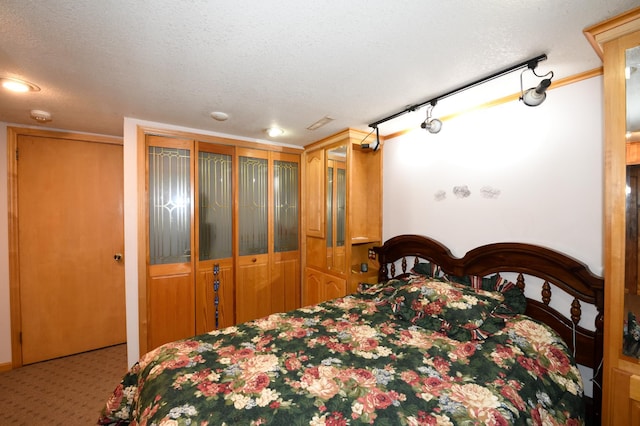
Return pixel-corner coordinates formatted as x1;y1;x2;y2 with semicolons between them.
7;126;122;368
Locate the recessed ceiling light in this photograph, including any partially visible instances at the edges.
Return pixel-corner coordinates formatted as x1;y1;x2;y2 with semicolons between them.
210;111;229;121
1;77;40;93
266;127;284;137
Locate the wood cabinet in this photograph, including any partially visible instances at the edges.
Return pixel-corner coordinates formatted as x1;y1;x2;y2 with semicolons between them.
302;129;382;306
303;267;347;305
140;131;300;353
585;7;640;424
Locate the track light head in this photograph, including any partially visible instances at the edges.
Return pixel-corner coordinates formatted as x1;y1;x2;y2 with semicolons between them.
520;66;553;107
521;78;551;106
421;118;442;133
421;102;442;134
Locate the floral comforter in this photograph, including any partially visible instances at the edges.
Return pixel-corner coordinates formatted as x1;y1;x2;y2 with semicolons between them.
99;274;585;425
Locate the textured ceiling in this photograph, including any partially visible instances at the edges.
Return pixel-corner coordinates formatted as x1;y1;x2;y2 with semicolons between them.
0;1;638;147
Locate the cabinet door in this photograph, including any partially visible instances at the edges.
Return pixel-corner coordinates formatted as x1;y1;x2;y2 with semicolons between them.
324;274;347;301
236;149;271;323
273;154;301;312
305;149;325;237
303;267;346;306
146;136;195;351
195;143;234;331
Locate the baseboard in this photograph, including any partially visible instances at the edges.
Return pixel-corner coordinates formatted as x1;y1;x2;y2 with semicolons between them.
0;362;12;373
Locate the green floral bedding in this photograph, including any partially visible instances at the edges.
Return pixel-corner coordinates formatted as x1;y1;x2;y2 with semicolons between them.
98;274;585;425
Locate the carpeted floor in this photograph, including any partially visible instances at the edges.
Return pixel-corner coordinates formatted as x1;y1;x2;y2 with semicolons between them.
0;344;127;425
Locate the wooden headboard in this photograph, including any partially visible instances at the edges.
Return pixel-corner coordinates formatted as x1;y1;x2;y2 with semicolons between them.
374;234;604;424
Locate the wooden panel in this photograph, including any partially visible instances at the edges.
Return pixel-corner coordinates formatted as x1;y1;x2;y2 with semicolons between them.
147;271;194;351
306;237;326;269
349;144;382;241
628;141;640;165
631;374;640;401
195;258;234;334
323;275;346;301
610;368;635;425
304;149;325;237
303;267;323;307
273;251;301;313
235;254;270;323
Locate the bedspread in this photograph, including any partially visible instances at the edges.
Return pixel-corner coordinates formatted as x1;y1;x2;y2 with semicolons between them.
99;278;584;425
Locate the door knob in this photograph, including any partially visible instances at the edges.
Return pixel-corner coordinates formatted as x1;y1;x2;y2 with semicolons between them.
114;253;123;262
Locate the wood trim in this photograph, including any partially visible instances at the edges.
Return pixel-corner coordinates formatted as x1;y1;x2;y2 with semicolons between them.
6;126;122;368
584;6;640;60
384;68;603;142
139;126;302;154
7;127;21;368
136;125;148;355
0;362;11;373
7;126;121;145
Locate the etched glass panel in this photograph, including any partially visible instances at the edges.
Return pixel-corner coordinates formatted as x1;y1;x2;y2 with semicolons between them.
148;146;191;265
274;160;299;252
199;151;232;260
239;156;268;256
326;166;333;248
336;167;346;247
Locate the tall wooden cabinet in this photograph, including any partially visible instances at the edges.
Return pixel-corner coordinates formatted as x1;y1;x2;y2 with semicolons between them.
139;130;300;354
302;129;383;306
585;7;640;424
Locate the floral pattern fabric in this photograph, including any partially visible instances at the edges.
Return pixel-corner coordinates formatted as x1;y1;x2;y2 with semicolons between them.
99;280;585;426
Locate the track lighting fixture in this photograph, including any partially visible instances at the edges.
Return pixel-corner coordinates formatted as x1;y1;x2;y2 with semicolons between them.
519;62;554;107
362;127;381;151
367;54;553;141
420;102;442;134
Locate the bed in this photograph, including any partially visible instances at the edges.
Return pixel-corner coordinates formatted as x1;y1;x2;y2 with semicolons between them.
99;234;604;425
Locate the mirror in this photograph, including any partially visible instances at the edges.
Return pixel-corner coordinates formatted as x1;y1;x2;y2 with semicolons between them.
624;44;640;358
326;145;347;272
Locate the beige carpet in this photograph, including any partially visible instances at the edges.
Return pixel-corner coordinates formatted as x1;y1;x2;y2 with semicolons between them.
0;344;128;425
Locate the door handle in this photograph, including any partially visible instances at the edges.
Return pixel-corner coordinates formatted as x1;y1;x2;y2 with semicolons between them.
114;253;123;262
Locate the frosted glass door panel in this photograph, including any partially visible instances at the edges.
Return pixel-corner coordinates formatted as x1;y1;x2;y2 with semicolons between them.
199;151;232;260
326;166;333;248
336;168;346;247
149;146;191;265
239;156;268;256
274;160;299;252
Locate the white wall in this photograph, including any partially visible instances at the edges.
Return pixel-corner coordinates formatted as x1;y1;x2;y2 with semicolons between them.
382;76;604;275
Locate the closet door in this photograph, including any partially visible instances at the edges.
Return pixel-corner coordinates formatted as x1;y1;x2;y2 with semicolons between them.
195;143;235;333
272;153;301;313
146;135;195;351
235;148;270;323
